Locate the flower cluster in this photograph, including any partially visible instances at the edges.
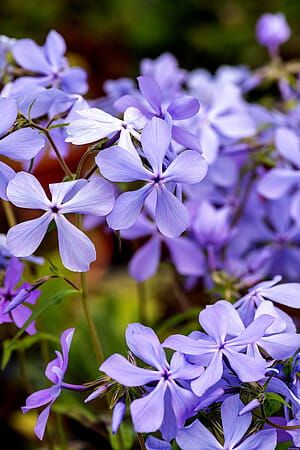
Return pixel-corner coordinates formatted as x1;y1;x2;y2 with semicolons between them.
1;10;300;450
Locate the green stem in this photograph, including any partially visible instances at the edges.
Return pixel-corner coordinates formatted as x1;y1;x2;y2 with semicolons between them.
1;199;16;226
80;271;104;364
116;427;125;450
136;433;147;450
137;282;147;324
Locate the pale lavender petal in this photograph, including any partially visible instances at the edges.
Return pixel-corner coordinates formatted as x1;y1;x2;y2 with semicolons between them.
214;113;255;138
141;117;171;173
165;236;205;276
0;162;15;200
60;328;75;373
275;127;300;167
60;177;115;216
129;236;161;281
22;386;58;412
11;304;36;335
34;405;52;440
44;30;66;68
96;146;152;182
155;186;189;237
100;354;161;386
191;351;223;396
107;185;152;230
112;401;126;434
7;214;52;257
49;179;87;205
222;395;251;448
130;381;167;432
7;172;50;210
0;97;18;137
137;76;162;114
163;150;208;184
146;436;171;450
172;125;200;150
259;333;300;359
167;95;199;120
222;349;266;381
261;283;300;308
163;334;216;355
176;419;222;450
199;303;229;345
0;128;44;160
200;124;219;164
227;314;274;347
13;38;51;73
125;323;168;370
54;214;96;272
4;257;23;290
258;169;300;199
60;67;88;95
168;381;197;428
236;429;277;450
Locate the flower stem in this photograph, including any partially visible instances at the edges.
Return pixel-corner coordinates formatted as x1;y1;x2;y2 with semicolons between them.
80;271;104;364
137;282;147;324
137;433;147;450
1;199;16;226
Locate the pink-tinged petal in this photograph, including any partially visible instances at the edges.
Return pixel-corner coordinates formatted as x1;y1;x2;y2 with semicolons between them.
258;169;300;199
155;186;189;237
0;162;15;200
165;236;205;276
0;97;18;137
236;429;277;450
172;125;200;150
34;405;52;440
60;328;75;373
11;304;36;335
200;303;229;345
61;177;114;216
222;395;251;448
141;117;171;173
191;351;223;396
130;381;167;432
49;179;87;206
96;146;152;182
107;185;152;230
176;419;222;450
222;349;266;381
100;354;161;386
168;381;197;428
199;124;220;164
275;127;300;167
44;30;66;69
13;38;51;74
227;314;274;347
214;113;256;139
0;128;45;161
167;95;199;120
7;214;52;257
261;283;300;308
137;76;162;114
54;215;96;272
125;323;168;370
129;236;161;281
163;150;208;184
259;333;300;359
7;172;50;209
4;257;23;290
66;108;122;144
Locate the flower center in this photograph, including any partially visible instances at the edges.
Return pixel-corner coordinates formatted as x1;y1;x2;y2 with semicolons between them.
162;369;171;380
51;205;60;214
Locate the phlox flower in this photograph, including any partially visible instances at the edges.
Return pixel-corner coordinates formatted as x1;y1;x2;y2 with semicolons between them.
256;13;290;56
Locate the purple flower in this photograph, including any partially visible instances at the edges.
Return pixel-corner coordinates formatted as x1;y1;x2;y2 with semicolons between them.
0;257;40;335
176;394;277;450
22;328;75;440
256;13;291;56
12;30;88;94
164;302;273;396
100;323;202;436
114;75;200;149
121;213;205;281
97;117;208;237
146;436;172;450
6;172;115;271
0;233;44;267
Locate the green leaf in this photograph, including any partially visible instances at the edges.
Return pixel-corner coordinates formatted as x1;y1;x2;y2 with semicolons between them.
265;392;290;408
7;287;77;347
264;392;290;417
2;332;59;370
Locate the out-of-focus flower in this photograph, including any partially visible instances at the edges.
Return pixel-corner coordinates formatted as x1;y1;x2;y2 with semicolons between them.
256;13;291;56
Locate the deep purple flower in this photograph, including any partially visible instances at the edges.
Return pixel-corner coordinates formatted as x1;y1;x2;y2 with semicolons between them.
121;213;205;281
114;75;200;149
22;328;75;439
176;394;277;450
256;13;291;56
12;30;88;94
97;117;208;237
100;323;202;436
0;257;40;335
164;302;273;396
6;172;115;271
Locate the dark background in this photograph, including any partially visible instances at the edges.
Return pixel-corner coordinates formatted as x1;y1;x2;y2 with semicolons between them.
2;0;300;97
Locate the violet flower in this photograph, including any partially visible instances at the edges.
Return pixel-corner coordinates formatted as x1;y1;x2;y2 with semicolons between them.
100;323;202;436
97;117;208;237
22;328;81;440
164;302;273;396
176;394;277;450
256;13;291;56
12;30;88;94
6;172;114;271
0;257;40;335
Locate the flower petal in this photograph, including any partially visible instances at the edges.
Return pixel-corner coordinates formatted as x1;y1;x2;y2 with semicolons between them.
236;429;277;450
137;76;162;114
165;236;205;276
163;150;208;184
0;162;16;201
191;351;223;396
155;186;189;237
0;97;18;137
176;419;222;450
0;128;44;161
13;38;51;74
129;236;161;281
223;349;266;382
258;169;300;199
7;172;50;210
222;395;251;448
167;95;199;120
141;117;171;173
